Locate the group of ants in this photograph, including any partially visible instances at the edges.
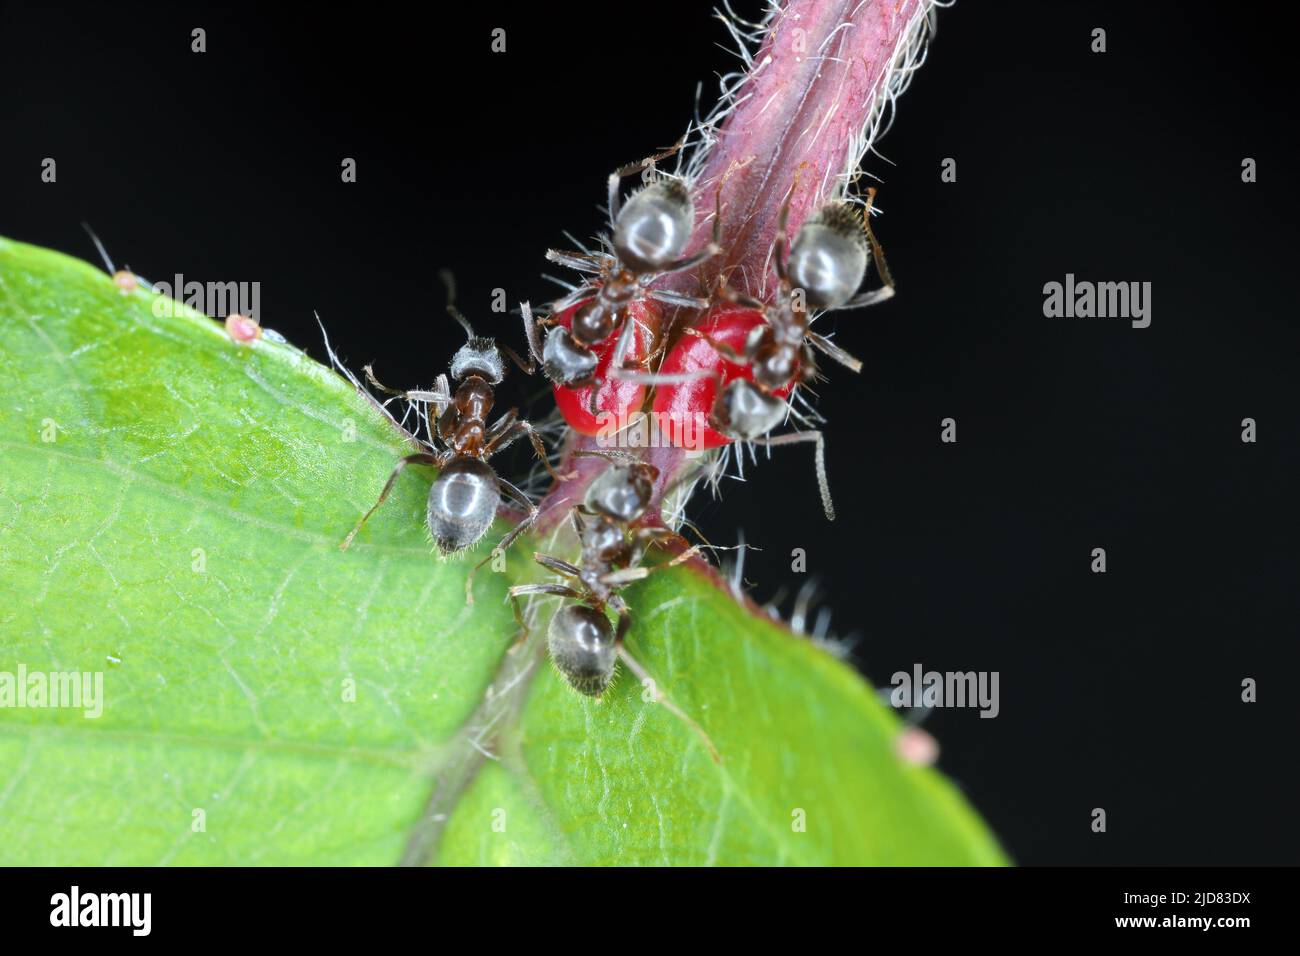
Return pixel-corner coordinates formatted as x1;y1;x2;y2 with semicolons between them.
88;153;893;758
326;156;896;759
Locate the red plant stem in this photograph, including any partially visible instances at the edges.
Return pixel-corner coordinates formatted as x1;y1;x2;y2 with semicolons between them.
536;0;929;531
667;0;926;302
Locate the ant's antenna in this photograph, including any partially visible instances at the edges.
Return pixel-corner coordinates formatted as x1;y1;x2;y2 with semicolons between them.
438;269;477;339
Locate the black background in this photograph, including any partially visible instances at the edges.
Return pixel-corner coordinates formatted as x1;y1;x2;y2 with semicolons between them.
3;0;1296;866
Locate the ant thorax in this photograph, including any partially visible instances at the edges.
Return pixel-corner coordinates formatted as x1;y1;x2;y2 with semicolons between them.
771;284;814;339
578;513;635;595
744;322;803;393
570;291;623;345
453;375;495;421
573;271;647;340
438;376;494;454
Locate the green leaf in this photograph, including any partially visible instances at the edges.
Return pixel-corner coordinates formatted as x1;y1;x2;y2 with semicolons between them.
0;238;1005;865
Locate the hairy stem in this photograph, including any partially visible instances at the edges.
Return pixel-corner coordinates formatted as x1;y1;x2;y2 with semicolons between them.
536;0;933;529
669;0;928;300
410;0;938;865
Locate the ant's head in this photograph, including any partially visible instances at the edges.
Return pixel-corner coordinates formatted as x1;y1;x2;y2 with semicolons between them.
786;202;870;309
580;511;631;566
542;325;599;386
443;296;506;384
437;269;508;384
613;178;694;272
449;337;505;385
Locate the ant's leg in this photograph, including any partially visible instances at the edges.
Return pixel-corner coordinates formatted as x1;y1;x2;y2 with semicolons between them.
608;326;731;392
520;302;546;366
535;553;582;579
609;313;637;370
637;524;756;567
714;282;767;311
612;363;721;389
840;287;895;310
804;330;863;373
485;413;564;482
544;249;608;274
682;326;746;363
508;582;584;620
464;477;540;604
521;422;566;483
774;185;793;283
508;582;584;652
509;578;582;601
500;304;536;377
607;170;624;227
631;524;694;561
340;453;442;550
499;342;534;376
362;365;408;397
602;525;702;590
599;566;651;587
581;315;630;414
655;244;717;276
547;283;599;316
830;189;896;311
863;186;896;290
600;542;699;588
611;600;720;762
750;430;835;521
430;374;452;417
363;365;451;411
598;314;648;393
571;448;642;466
509;582;584;601
645;288;712;310
485;408;518;444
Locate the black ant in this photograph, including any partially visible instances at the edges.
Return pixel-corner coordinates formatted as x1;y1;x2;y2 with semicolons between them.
341;272;561;603
507;450;719;761
632;188;895;521
528;159;721;392
717;185;895;387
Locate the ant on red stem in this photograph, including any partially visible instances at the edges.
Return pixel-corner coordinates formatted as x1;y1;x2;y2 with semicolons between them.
341;272;561;604
645;187;896;520
508;450;720;762
528;156;722;396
